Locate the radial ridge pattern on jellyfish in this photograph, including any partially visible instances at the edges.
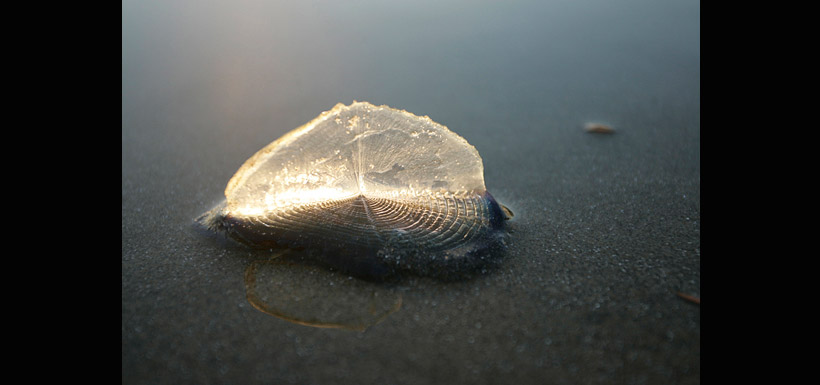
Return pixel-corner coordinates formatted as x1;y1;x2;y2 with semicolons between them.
198;101;512;280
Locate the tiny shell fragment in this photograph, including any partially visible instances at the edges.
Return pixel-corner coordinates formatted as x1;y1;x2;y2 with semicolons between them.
583;122;615;134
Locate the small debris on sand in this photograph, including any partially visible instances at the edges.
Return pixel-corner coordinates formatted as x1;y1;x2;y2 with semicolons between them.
584;122;615;134
676;292;700;305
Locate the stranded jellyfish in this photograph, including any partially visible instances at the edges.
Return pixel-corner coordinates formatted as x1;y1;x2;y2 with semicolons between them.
198;101;512;280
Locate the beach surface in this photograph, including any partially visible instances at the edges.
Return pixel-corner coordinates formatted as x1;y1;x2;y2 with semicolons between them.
122;0;700;383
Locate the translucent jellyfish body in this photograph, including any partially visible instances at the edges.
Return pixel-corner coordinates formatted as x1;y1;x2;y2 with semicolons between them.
199;102;511;279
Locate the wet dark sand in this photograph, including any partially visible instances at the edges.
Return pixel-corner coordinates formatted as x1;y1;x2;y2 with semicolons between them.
122;0;699;383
